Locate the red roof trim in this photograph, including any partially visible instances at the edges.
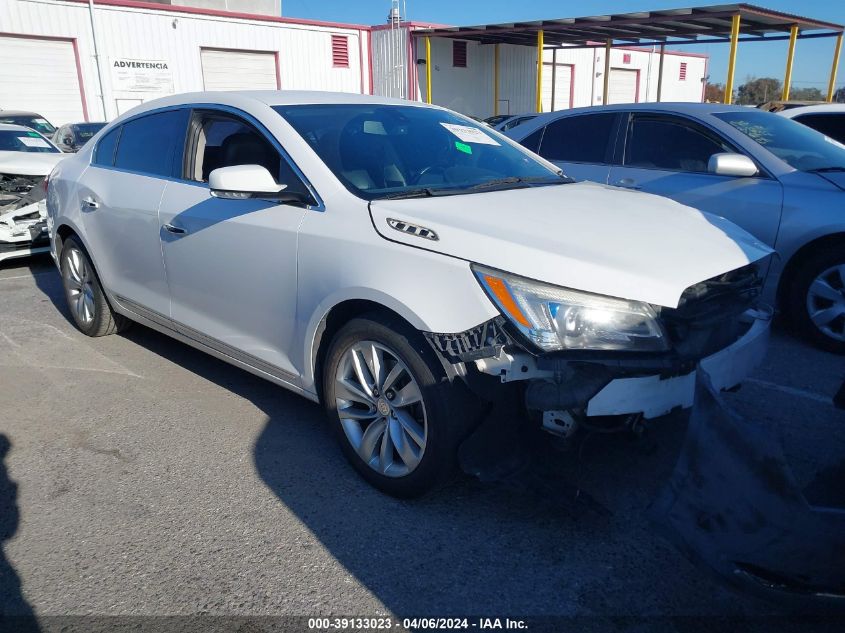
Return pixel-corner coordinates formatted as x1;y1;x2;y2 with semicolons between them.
64;0;371;31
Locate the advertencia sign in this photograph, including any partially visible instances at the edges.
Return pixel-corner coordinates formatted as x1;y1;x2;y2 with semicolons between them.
111;58;174;93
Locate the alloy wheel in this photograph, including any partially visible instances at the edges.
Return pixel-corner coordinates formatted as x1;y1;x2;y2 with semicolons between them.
334;341;427;477
806;264;845;343
63;247;96;326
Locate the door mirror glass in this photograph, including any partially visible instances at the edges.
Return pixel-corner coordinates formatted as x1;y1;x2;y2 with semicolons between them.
708;153;758;177
209;164;286;199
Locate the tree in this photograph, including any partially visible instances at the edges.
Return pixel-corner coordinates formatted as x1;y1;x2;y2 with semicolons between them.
735;77;781;105
835;86;845;103
790;87;824;101
703;82;725;102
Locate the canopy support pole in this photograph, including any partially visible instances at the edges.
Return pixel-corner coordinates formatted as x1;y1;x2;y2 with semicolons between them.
827;33;843;102
781;25;799;100
724;14;740;104
536;30;544;113
602;39;611;105
656;43;665;102
494;43;500;115
425;36;432;104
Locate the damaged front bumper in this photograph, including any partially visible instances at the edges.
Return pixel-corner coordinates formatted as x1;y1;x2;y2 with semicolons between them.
466;307;772;424
0;175;50;264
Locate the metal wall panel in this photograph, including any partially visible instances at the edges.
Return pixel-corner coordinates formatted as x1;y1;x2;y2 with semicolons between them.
1;0;366;122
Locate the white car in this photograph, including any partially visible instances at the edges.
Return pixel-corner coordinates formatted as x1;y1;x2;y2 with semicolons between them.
46;91;772;497
0;123;65;263
778;103;845;145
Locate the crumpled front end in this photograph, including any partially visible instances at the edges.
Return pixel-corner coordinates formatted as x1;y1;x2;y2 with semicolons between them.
0;173;50;264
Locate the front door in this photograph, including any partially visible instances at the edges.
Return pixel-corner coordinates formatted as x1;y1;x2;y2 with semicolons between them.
157;109;313;378
608;113;783;247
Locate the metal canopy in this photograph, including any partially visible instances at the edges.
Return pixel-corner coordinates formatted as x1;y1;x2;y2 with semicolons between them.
412;4;843;48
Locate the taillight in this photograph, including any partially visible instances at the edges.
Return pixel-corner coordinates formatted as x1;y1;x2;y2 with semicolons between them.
42;173;50;193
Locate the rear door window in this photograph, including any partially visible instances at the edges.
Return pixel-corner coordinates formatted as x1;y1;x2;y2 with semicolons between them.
624;114;733;172
113;109;189;178
538;113;618;163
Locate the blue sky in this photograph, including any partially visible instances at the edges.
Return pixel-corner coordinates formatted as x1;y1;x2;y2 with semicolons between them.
284;0;845;89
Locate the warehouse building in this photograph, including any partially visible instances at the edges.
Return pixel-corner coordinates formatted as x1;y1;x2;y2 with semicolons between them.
0;0;708;127
1;0;371;124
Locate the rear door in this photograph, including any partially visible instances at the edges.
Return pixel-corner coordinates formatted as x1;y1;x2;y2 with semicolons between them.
608;112;783;247
156;108;313;378
533;112;620;183
78;109;188;316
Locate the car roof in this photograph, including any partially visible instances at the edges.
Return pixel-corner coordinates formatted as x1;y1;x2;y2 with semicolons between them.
506;102;762;138
779;104;845;117
0;111;45;118
0;123;42;132
121;90;435;121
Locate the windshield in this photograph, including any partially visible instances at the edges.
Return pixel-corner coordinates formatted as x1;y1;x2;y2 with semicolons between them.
0;130;60;153
0;115;56;135
273;104;565;200
714;110;845;172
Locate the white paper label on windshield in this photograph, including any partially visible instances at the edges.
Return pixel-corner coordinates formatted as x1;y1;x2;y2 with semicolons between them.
440;123;500;146
18;136;50;148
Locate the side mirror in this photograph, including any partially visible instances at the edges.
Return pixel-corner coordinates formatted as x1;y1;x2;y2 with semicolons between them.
708;153;758;177
209;164;303;203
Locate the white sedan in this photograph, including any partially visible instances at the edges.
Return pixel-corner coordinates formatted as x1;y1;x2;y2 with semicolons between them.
46;91;772;497
778;103;845;145
0;123;65;263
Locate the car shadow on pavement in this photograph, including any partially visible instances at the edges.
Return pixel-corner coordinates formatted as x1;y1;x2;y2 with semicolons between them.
119;323;788;624
0;435;40;633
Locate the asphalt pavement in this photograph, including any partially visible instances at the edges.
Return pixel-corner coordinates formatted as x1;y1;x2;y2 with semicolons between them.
0;255;843;632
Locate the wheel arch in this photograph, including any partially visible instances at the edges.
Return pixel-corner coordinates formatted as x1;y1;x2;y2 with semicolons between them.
307;298;423;405
777;231;845;311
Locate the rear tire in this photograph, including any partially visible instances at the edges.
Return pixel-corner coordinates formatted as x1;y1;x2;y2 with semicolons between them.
60;236;128;337
322;314;475;498
785;246;845;354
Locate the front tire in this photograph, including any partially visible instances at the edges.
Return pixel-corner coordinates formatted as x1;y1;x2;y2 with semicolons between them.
60;237;128;337
323;315;474;498
786;246;845;354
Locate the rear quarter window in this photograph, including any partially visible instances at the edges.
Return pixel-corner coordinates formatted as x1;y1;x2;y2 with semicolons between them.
539;113;617;163
93;127;120;167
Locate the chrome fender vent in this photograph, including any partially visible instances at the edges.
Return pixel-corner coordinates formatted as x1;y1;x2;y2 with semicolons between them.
386;218;439;241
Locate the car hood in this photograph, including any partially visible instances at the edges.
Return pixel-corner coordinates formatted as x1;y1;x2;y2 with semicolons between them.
369;182;773;308
0;151;65;176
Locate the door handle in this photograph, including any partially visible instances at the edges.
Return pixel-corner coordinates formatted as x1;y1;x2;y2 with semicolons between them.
163;223;187;235
614;178;642;190
81;198;99;211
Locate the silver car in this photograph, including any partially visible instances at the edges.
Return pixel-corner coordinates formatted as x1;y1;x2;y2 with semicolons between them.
506;103;845;353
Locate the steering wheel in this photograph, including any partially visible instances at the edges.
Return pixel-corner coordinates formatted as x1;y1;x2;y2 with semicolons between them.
411;164;448;185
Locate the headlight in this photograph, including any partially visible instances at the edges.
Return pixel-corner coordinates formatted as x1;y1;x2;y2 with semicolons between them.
473;265;668;352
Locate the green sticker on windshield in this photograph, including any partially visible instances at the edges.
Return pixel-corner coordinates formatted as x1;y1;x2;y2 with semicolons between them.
27;132;40;137
455;141;472;155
